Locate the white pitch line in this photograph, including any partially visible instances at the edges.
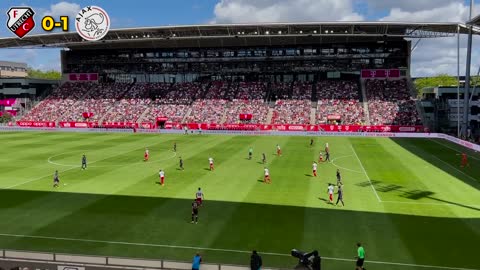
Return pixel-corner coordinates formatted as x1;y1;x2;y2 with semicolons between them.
350;145;382;202
427;153;479;184
430;139;480;161
2;142;163;190
0;233;477;270
330;155;363;174
382;200;480;208
47;151;177;168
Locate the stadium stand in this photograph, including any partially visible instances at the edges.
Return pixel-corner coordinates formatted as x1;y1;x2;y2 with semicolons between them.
315;80;365;125
224;82;269;124
102;83;151;123
365;79;420;125
58;83;130;122
21;82;94;122
20;78;420;127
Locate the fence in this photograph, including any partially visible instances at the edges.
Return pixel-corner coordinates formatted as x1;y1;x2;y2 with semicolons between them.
0;249;285;270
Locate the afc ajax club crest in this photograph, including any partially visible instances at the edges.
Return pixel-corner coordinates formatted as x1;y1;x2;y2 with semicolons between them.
6;7;36;38
75;6;110;41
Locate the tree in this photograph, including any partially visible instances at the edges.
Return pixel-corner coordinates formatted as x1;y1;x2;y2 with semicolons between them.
0;112;13;123
27;68;61;80
414;74;458;96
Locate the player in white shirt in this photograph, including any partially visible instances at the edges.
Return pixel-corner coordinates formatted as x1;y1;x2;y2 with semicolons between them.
312;162;318;177
159;169;165;186
264;167;271;184
325;142;329;154
327;183;335;203
208;157;214;171
195;187;204;205
276;144;282;156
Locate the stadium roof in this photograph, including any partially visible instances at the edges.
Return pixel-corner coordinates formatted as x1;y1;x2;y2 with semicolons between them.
468;14;480;26
0;21;478;50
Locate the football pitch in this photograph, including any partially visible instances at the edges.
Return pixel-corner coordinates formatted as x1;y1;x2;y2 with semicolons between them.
0;131;479;270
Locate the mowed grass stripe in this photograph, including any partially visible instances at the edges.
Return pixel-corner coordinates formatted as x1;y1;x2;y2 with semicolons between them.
0;133;479;270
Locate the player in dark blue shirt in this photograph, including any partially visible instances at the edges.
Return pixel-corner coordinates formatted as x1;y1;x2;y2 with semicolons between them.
81;154;87;170
336;185;344;206
262;153;266;164
53;170;60;188
191;200;199;224
179;157;184;170
325;151;330;162
336;169;342;185
173;142;177;152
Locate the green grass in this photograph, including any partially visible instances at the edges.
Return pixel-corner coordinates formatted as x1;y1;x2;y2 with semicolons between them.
0;131;479;270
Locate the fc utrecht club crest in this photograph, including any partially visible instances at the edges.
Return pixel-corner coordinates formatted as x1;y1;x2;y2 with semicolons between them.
6;7;35;38
75;6;110;41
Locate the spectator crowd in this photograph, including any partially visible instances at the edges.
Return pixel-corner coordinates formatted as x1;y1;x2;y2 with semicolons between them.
21;79;421;127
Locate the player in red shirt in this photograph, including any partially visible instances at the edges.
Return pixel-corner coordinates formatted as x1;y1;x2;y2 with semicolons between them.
312;161;318;177
159;169;165;186
276;144;282;156
144;148;149;161
460;153;469;168
208;157;214;171
318;152;324;163
264;167;271;184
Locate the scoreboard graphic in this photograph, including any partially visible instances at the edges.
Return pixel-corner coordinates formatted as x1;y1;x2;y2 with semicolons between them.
5;5;110;41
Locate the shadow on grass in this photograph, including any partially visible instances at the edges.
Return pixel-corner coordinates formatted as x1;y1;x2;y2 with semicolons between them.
390;138;480;190
355;180;480;212
0;189;479;270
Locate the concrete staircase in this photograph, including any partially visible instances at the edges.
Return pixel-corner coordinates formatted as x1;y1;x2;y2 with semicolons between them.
98;84;134;125
219;102;230;124
266;107;274;124
406;77;426;125
136;107;151;124
360;80;371;125
55;83;97;125
181;107;193;123
310;101;317;124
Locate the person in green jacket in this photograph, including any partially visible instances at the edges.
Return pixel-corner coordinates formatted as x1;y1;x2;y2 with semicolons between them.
355;242;366;270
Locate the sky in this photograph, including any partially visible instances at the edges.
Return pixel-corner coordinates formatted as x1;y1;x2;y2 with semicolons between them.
0;0;479;77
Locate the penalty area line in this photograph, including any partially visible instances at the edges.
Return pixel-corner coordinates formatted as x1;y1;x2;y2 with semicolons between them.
329;155;363;174
350;145;382;202
0;233;476;270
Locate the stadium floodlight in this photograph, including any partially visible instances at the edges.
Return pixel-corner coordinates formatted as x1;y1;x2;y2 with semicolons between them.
237;32;241;35
173;33;176;37
299;30;303;34
278;30;282;34
242;32;245;35
135;35;138;38
131;35;134;39
143;35;146;38
313;30;317;34
254;31;258;34
265;31;270;35
147;34;150;38
325;30;328;34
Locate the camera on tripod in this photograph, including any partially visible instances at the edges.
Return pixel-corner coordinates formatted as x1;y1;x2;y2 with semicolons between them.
291;249;320;270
